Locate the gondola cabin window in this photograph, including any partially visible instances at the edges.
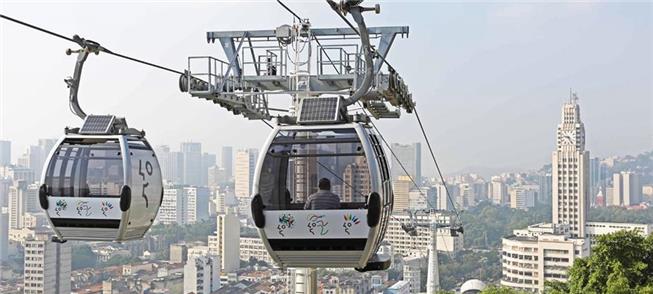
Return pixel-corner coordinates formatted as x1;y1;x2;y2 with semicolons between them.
45;139;124;198
259;128;372;210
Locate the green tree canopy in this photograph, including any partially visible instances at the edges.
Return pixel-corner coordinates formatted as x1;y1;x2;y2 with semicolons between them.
562;230;653;293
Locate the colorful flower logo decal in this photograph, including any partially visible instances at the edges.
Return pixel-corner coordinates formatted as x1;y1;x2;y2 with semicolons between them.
307;214;329;236
100;201;114;217
343;214;361;235
54;200;67;216
76;200;92;217
277;214;295;236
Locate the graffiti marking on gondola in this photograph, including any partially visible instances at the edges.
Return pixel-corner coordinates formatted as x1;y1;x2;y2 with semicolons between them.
307;214;329;236
342;214;360;235
76;200;92;216
139;160;153;207
54;199;67;216
100;201;114;217
277;214;295;236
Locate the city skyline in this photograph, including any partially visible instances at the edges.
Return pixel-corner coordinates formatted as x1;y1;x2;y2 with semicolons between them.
0;2;651;293
1;2;651;174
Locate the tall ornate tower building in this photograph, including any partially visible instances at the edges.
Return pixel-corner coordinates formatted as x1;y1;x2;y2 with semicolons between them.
552;92;590;238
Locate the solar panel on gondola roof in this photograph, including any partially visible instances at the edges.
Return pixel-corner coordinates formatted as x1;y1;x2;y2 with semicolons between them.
79;115;115;134
297;97;340;124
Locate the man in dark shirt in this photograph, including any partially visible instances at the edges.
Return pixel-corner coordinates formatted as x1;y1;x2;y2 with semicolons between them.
304;178;340;210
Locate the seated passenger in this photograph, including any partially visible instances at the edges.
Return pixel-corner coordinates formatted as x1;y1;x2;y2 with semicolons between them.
304;178;341;210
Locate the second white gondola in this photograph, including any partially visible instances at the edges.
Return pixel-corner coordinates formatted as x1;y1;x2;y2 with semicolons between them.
251;122;393;271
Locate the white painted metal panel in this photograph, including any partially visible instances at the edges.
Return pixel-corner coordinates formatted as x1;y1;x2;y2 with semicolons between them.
47;196;122;220
264;209;368;239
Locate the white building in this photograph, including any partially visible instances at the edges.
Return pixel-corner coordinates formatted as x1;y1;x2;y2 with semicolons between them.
552;93;589;238
157;185;186;225
585;221;652;247
208;207;240;273
435;183;459;211
234;149;257;214
393;176;412;212
183;254;220;294
8;181;33;229
158;185;210;225
611;172;641;206
240;237;273;265
24;232;72;294
403;256;422;294
185;186;210;224
501;223;589;293
509;186;537;210
385;212;463;256
489;177;509;206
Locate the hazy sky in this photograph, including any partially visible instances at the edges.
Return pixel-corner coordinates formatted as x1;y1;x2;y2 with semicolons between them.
1;1;651;176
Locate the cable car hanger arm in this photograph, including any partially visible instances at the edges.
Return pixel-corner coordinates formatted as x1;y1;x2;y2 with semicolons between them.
326;0;379;107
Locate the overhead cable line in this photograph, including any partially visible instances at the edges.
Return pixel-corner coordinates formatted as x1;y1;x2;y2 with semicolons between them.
0;13;185;76
326;5;461;223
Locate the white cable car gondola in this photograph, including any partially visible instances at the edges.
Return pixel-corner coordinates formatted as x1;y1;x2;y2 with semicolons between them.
251;121;393;271
38;40;162;242
39;115;163;242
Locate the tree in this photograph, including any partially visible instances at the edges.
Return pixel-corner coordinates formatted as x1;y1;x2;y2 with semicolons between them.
561;230;653;293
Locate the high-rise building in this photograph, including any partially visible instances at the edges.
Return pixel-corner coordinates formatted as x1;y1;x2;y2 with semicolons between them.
489;177;509;206
183;254;221;294
403;256;422;294
221;146;233;181
538;174;552;204
390;143;421;183
286;144;319;204
8;181;27;229
157;185;186;225
155;145;186;184
0;176;12;207
234;149;257;203
552;93;589;238
209;207;240;273
18;146;43;180
185;186;210;224
393;176;412;212
24;232;72;294
611;172;641;206
157;185;209;225
509;186;537;210
435;183;458;211
342;157;371;202
0;207;8;262
201;152;217;186
0;140;10;166
459;183;474;208
181;142;202;186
